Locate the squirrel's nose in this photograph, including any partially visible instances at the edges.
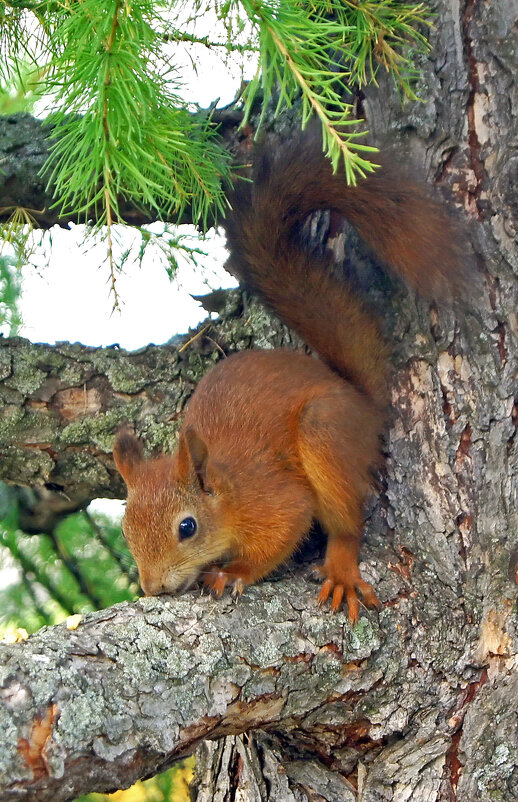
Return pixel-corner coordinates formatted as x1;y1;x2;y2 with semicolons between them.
140;576;165;596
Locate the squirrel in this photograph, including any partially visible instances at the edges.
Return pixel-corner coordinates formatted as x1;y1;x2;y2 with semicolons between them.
113;131;467;622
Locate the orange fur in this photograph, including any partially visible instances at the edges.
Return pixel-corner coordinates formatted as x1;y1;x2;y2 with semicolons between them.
113;132;467;622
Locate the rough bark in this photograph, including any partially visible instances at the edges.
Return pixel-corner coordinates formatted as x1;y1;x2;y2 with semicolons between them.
0;0;517;801
0;581;383;802
0;559;493;802
347;1;518;799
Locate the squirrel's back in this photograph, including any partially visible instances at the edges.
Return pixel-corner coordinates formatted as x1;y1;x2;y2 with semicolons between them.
183;348;366;457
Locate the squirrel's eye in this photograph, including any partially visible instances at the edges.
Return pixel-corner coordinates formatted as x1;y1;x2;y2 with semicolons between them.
178;516;197;540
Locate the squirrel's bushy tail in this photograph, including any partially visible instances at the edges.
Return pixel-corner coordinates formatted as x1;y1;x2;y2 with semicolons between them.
222;132;467;410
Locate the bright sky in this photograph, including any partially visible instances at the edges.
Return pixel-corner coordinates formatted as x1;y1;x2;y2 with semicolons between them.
19;224;236;349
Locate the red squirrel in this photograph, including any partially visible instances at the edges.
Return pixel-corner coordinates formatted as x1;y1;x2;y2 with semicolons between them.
113;132;467;622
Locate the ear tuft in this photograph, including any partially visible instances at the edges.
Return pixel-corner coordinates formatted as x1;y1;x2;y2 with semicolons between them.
113;429;144;485
178;427;231;495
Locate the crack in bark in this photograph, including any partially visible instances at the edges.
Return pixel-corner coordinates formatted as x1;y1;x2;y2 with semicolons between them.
462;0;487;220
443;668;489;798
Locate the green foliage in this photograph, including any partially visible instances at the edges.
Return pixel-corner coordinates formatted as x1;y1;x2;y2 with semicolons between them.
0;0;431;244
0;255;22;335
44;0;231;229
76;757;194;801
125;225;209;280
0;60;45;115
0;499;137;633
235;0;430;180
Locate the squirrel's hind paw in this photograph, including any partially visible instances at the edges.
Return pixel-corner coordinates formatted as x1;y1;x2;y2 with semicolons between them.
317;568;380;623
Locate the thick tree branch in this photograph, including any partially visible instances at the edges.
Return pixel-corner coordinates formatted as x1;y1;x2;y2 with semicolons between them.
0;334;186;501
0;578;383;802
2;570;517;802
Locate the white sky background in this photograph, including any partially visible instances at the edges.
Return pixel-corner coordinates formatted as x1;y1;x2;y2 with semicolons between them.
12;6;259;516
20;223;235;350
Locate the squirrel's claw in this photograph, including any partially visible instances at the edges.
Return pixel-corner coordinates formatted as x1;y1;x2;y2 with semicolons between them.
231;577;245;597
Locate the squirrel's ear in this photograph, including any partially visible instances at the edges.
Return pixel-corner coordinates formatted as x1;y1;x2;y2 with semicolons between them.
113;429;144;486
177;426;209;488
178;427;228;495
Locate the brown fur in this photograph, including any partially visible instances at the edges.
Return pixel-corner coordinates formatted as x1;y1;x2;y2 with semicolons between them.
114;132;467;622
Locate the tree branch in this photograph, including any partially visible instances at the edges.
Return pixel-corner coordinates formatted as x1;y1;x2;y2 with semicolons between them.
0;110;244;229
2;566;516;802
0;577;384;802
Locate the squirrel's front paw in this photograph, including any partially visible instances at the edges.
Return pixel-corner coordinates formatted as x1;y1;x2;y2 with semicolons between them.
203;566;245;598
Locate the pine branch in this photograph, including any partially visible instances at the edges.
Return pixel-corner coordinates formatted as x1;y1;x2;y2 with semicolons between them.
0;112;239;230
43;0;232;229
238;0;431;180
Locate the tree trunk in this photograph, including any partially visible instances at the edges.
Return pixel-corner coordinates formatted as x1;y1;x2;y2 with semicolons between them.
1;1;517;800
